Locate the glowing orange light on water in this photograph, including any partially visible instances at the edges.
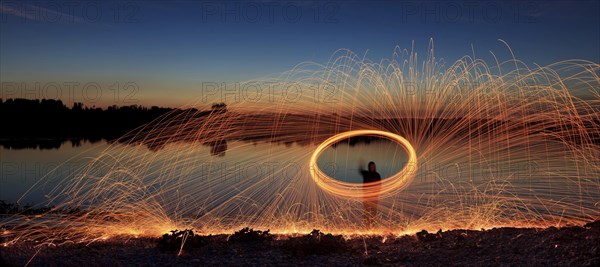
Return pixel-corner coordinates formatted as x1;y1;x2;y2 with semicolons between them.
309;130;418;199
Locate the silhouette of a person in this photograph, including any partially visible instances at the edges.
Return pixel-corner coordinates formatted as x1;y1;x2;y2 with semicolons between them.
359;161;381;229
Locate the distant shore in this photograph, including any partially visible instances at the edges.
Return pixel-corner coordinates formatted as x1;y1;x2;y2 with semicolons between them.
2;220;598;266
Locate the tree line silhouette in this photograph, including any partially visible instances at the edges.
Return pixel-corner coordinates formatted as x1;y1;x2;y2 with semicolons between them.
1;98;597;151
0;98;226;150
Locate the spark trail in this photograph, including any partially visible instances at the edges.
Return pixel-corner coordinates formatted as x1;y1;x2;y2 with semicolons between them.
2;43;599;245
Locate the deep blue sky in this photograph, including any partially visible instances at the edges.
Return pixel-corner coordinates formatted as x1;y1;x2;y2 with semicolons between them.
1;0;599;106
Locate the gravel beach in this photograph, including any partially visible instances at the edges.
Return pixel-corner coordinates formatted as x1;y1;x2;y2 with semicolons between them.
1;221;598;266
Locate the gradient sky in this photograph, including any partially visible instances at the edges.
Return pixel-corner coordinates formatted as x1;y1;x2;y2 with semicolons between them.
1;0;598;107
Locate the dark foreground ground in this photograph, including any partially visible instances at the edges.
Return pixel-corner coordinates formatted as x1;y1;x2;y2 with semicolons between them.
1;221;599;267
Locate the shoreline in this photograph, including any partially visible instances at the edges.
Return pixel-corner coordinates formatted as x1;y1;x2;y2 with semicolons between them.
2;220;598;266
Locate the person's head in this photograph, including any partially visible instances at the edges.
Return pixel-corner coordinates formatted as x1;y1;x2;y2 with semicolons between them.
368;161;376;172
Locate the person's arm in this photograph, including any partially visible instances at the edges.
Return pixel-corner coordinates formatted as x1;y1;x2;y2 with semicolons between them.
358;159;366;175
358;165;367;175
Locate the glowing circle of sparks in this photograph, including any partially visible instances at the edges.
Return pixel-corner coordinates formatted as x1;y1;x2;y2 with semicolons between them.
309;130;418;199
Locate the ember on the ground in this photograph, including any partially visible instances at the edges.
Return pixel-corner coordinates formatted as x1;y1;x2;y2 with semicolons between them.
1;221;598;266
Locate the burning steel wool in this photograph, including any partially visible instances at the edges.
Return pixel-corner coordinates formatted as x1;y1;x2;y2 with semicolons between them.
2;45;599;246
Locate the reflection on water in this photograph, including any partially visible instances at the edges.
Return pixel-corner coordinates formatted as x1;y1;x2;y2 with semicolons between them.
1;131;598;236
0;139;309;205
2;136;598;213
0;137;410;203
0;141;110;204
